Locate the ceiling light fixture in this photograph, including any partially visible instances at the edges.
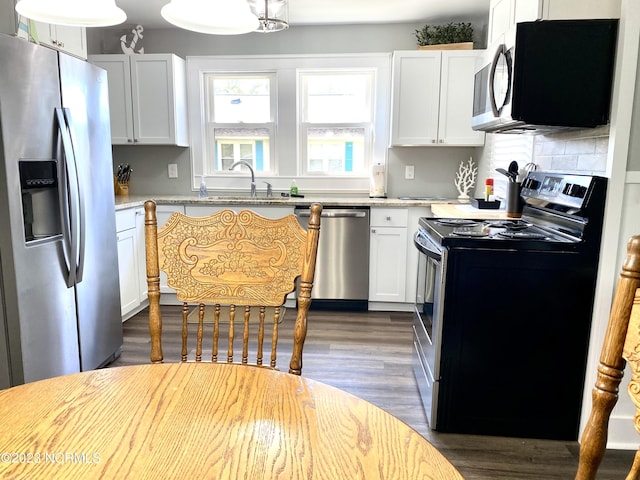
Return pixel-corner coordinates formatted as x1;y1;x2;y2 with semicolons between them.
15;0;126;27
250;0;289;33
161;0;259;35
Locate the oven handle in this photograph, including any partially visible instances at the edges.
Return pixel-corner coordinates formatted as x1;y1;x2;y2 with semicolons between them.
414;231;443;262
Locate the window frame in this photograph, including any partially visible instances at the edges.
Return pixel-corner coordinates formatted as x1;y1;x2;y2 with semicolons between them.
203;72;277;176
187;54;392;195
298;69;376;177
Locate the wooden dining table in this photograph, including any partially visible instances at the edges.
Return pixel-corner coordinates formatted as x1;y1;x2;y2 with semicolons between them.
0;362;463;479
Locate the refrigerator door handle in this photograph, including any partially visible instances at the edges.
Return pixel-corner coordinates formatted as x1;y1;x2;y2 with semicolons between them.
55;108;83;287
63;109;85;284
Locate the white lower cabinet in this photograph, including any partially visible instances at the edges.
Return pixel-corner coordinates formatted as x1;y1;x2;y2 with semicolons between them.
369;208;408;303
369;206;431;306
116;208;142;320
117;205;186;319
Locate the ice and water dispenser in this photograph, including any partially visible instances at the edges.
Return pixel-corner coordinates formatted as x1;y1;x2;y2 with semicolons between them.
19;160;62;242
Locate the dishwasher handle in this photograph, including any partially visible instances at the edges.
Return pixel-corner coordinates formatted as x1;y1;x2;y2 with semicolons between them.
296;209;368;218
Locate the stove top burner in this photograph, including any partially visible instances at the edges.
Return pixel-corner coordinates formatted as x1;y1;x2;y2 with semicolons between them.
484;220;532;231
451;229;489;237
436;219;480;227
497;231;548;240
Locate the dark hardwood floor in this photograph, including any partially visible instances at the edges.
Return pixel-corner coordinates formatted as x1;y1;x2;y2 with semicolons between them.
110;306;634;479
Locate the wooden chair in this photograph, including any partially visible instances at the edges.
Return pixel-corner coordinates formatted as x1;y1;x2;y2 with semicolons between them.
576;234;640;479
143;200;322;375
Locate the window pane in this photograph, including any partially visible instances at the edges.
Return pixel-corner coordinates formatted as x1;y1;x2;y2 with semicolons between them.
211;76;271;123
212;127;271;173
304;73;372;123
306;127;365;174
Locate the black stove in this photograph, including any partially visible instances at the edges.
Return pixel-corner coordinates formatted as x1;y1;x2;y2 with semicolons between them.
417;171;607;254
411;172;608;441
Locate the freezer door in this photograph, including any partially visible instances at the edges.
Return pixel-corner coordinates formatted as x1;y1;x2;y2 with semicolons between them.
0;35;80;384
59;53;123;370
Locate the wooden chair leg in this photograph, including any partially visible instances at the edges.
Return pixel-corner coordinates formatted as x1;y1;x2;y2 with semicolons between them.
576;236;640;480
626;448;640;480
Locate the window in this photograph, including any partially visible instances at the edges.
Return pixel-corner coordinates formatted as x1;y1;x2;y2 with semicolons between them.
299;71;374;176
204;74;275;175
187;54;391;194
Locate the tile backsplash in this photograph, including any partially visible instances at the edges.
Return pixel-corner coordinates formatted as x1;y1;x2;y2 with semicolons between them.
532;126;610;175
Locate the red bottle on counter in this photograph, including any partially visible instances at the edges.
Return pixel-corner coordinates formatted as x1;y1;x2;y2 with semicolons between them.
485;178;494;201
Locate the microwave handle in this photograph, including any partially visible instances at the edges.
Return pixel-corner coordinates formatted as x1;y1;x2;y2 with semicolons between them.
488;43;506;117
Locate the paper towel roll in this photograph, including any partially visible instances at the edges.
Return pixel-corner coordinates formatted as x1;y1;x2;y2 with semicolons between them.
370;163;386;198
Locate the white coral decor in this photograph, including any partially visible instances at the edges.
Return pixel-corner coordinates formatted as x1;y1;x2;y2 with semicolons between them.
454;158;477;200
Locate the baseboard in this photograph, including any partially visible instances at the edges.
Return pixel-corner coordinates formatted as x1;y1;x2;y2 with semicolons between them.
368;302;414;312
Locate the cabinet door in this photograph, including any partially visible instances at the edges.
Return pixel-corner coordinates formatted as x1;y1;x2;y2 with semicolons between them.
30;21;55;49
53;25;86;59
513;0;543;24
488;0;514;46
369;227;408;302
130;55;188;145
134;208;148;304
390;51;441;146
438;51;485;146
117;226;140;318
30;21;86;59
542;0;620;20
89;55;134;144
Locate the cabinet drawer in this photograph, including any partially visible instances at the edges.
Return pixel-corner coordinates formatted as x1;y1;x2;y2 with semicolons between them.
115;209;136;232
370;208;408;227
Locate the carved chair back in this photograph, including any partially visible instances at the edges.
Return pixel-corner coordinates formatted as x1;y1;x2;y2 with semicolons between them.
144;200;322;375
576;234;640;479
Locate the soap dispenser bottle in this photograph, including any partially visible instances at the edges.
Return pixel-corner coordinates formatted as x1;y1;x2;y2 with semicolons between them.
199;176;208;199
289;179;298;195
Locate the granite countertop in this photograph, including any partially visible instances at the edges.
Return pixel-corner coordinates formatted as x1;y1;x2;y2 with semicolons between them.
114;194;465;211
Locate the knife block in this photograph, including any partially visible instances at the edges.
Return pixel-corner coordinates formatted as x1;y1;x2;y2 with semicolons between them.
114;175;129;197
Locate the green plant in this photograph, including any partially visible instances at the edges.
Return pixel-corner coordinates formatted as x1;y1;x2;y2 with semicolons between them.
414;22;473;46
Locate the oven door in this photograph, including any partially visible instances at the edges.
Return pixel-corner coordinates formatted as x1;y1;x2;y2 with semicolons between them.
412;229;446;429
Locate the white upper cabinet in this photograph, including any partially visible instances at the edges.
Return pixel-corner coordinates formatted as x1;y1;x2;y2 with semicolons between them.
89;54;189;146
30;21;87;59
488;0;621;46
0;0;86;60
390;50;484;147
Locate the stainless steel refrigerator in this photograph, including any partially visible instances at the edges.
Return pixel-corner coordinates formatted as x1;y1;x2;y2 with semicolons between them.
0;34;122;388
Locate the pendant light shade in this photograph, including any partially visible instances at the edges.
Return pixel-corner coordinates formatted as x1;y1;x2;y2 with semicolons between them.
250;0;289;33
15;0;126;27
161;0;259;35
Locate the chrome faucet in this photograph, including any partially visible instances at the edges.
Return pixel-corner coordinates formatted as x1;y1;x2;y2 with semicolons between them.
228;161;256;197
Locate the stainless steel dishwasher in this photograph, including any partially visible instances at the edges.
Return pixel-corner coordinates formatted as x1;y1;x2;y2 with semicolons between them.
295;207;369;310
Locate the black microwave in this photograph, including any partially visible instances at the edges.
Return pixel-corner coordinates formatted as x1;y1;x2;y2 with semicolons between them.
471;19;618;134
